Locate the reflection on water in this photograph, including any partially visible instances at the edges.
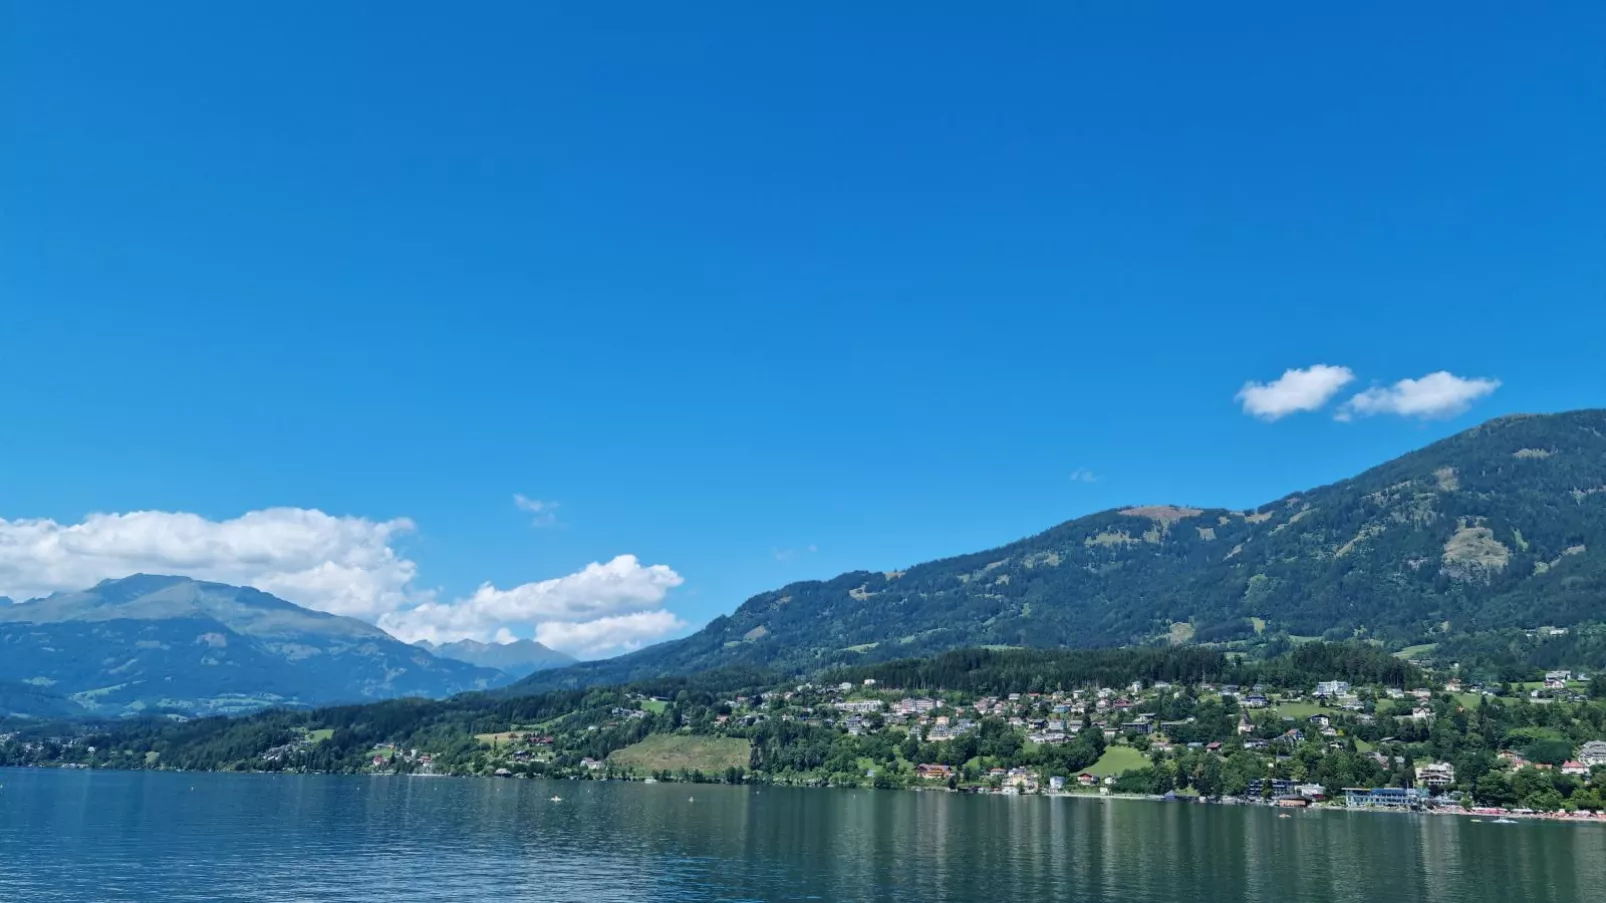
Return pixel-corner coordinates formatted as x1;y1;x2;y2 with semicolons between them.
2;769;1601;902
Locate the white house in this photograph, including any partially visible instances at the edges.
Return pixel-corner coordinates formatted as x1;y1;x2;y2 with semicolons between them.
1415;762;1455;789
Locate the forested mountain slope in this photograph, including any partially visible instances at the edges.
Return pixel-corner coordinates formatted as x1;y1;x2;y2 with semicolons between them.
519;410;1606;691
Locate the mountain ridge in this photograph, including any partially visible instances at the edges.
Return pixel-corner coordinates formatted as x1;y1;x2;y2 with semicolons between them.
0;575;510;716
416;638;575;677
515;409;1606;692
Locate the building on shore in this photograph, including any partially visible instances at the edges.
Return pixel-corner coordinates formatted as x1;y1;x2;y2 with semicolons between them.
1416;762;1456;789
1344;787;1423;809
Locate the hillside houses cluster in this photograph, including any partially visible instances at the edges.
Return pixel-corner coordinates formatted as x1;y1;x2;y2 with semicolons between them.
676;675;1606;809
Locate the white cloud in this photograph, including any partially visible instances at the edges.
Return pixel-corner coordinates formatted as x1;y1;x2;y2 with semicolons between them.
1068;467;1099;483
534;610;688;659
1236;365;1356;420
513;494;560;527
1337;371;1501;420
772;544;819;562
0;508;687;659
377;554;685;655
0;508;417;618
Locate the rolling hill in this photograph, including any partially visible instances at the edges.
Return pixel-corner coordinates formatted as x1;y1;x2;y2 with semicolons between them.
516;409;1606;692
0;574;509;716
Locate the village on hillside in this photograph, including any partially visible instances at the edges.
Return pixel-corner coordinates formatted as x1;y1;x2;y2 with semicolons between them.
350;664;1606;820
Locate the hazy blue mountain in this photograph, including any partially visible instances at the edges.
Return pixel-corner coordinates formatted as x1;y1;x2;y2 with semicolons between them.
0;679;85;718
516;409;1606;692
416;638;575;678
0;575;509;717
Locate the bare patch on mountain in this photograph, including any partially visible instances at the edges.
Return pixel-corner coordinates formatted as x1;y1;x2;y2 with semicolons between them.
1572;486;1606;503
1335;523;1385;557
1272;507;1315;534
1434;467;1460;492
1441;524;1510;581
1535;545;1588;575
1085;530;1138;548
1119;505;1203;524
1512;448;1552;459
1196;526;1216;540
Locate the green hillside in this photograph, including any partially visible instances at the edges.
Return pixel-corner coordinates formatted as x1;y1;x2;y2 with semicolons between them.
518;410;1606;691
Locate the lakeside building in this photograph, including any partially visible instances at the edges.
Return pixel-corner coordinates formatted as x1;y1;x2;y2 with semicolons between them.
1416;762;1456;789
1345;787;1423;809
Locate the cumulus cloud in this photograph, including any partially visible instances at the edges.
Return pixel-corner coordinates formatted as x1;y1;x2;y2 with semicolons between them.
1337;371;1501;420
0;508;417;618
534;610;688;659
513;494;560;527
1236;365;1356;420
0;508;687;659
1068;467;1099;483
378;555;685;651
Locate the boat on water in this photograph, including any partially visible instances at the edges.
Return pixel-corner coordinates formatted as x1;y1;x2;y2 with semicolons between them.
1492;817;1517;824
550;795;562;802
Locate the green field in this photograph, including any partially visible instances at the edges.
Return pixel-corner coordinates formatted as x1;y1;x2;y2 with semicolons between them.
1272;702;1342;718
304;728;334;743
607;734;751;775
1394;643;1438;660
641;699;668;714
475;731;524;746
1085;745;1148;777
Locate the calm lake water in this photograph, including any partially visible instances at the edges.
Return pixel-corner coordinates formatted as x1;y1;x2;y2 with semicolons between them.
2;769;1603;902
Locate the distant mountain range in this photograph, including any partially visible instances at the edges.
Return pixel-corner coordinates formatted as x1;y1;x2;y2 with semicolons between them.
516;409;1606;692
415;638;574;677
0;575;513;717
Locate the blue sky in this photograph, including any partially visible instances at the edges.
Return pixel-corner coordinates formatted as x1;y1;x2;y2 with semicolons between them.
3;3;1602;656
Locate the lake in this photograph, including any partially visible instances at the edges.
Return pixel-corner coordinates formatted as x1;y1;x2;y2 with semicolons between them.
2;769;1602;902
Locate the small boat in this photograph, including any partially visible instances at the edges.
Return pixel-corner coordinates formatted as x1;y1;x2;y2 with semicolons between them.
688;796;695;802
1493;817;1517;824
550;795;562;802
1278;814;1292;819
1470;819;1483;823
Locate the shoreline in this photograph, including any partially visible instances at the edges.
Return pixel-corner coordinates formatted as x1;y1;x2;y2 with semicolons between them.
12;763;1605;826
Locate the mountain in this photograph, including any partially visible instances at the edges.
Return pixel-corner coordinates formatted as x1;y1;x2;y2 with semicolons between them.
517;409;1606;692
0;575;508;717
0;679;86;718
416;638;575;677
